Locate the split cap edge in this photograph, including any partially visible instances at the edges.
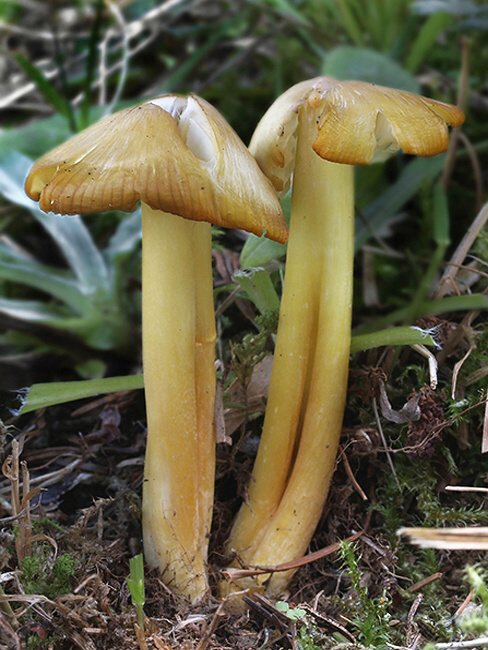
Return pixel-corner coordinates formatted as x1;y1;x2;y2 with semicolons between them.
249;76;465;195
25;94;288;245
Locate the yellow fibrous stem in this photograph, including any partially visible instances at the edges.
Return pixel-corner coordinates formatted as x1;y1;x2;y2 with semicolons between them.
193;222;217;563
225;108;354;595
141;206;216;603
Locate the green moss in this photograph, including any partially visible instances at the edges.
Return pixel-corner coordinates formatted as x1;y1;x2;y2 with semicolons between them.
26;636;56;650
460;565;488;636
31;517;65;535
338;541;393;649
21;547;77;599
230;310;279;390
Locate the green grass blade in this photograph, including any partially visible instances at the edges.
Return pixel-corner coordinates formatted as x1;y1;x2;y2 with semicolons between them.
263;0;312;25
127;554;145;599
350;326;437;354
418;294;488;315
362;1;383;50
13;53;76;131
0;151;111;292
333;0;366;46
16;374;144;415
356;293;488;335
405;11;452;73
157;18;239;93
0;257;91;314
403;183;450;325
432;182;451;247
0;298;73;322
355;155;447;251
79;0;104;130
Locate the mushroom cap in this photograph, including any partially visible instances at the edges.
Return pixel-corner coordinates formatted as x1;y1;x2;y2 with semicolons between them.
25;95;288;244
249;76;465;194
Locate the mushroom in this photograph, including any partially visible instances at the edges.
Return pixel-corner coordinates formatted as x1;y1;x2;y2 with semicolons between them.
225;77;464;596
25;94;287;602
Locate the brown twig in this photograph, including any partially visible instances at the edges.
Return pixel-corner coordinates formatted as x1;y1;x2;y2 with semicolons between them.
223;530;365;581
406;592;423;647
195;601;227;650
455;588;476;617
452;337;475;399
435;202;488;299
409;573;443;593
340;446;368;501
457;130;484;213
372;396;400;487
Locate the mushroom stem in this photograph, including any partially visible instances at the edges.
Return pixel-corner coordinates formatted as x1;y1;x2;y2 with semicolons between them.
141;204;215;602
226;108;354;593
193;221;217;559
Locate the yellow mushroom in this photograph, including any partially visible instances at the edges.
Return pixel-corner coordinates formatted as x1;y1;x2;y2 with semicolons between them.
225;76;464;597
25;94;287;602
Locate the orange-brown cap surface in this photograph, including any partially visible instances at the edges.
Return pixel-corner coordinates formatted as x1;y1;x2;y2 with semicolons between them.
250;76;465;194
25;95;288;244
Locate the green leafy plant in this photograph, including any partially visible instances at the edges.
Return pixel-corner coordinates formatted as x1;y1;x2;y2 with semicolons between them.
233;267;281;316
126;554;145;631
276;600;307;621
275;601;322;650
0;150;141;367
240;193;291;269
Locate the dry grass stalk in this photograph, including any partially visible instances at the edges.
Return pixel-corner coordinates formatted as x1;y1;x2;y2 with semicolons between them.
20;460;31;559
436;202;488;299
134;622;149;650
1;439;33;565
339;447;368;501
409;572;443;592
483;393;488;453
152;636;173;650
446;486;488;493
0;610;21;649
195;601;227;650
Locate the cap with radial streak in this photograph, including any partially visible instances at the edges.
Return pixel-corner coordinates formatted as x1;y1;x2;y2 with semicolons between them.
25;94;288;244
250;76;465;195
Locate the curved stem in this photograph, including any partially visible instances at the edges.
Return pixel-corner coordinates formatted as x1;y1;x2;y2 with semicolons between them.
225;110;354;595
252;160;353;594
226;112;325;563
141;206;215;602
